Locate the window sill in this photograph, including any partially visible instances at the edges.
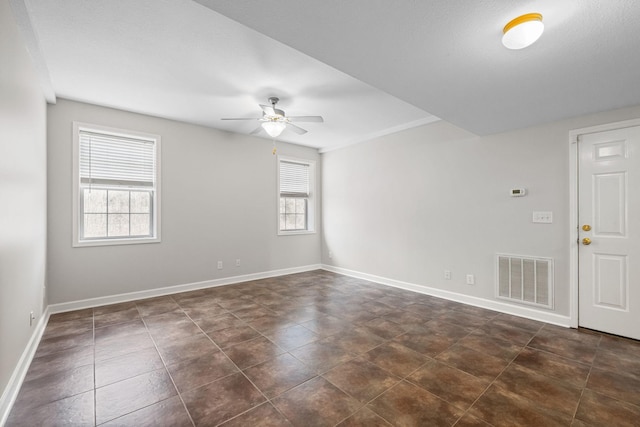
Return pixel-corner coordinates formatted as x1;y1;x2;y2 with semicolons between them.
73;236;161;248
278;230;316;236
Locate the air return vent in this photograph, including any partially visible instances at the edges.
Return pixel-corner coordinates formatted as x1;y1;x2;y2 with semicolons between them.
497;254;553;309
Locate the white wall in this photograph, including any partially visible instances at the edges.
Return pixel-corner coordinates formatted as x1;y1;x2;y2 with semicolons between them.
47;99;321;304
322;105;640;318
0;0;47;407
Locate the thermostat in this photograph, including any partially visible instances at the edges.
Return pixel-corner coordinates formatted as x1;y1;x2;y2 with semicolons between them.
510;188;527;197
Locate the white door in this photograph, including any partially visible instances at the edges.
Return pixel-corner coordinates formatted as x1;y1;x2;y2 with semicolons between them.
578;125;640;339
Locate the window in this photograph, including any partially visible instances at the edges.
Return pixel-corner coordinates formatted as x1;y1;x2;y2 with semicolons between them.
278;156;316;234
72;122;160;246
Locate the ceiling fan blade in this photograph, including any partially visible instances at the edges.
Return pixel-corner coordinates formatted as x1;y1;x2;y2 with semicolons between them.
259;104;276;116
287;115;324;123
249;126;263;135
286;123;308;135
221;117;260;120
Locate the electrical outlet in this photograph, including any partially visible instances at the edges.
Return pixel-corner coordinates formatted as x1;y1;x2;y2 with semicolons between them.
217;261;223;270
466;274;475;285
444;270;451;280
328;251;333;259
235;259;240;267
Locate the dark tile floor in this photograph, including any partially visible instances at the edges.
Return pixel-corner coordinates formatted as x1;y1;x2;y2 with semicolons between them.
7;270;640;426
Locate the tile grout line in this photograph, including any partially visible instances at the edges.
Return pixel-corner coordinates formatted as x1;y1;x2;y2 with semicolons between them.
243;295;331;426
570;332;601;425
92;301;196;426
325;316;468;426
178;295;294;426
139;299;196;427
220;291;350;426
406;316;489;426
444;322;544;426
234;289;418;426
271;301;477;424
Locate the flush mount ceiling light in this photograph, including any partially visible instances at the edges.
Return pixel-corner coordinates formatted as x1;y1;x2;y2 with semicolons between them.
261;120;287;138
502;13;544;50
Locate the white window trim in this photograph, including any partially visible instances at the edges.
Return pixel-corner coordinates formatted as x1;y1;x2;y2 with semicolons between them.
277;155;316;236
72;122;161;247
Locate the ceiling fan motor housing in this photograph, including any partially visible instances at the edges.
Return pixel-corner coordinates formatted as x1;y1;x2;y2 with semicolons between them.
267;97;285;117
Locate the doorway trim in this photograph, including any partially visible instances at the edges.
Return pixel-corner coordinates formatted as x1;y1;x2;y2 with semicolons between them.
568;118;640;330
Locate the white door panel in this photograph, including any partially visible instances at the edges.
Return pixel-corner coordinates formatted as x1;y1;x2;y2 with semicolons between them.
578;126;640;339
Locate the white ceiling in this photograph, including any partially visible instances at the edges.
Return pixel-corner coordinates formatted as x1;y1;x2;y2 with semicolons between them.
196;0;640;135
15;0;436;151
14;0;640;150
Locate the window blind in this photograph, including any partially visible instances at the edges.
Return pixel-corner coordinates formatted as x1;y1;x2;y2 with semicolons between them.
79;130;156;187
280;161;309;197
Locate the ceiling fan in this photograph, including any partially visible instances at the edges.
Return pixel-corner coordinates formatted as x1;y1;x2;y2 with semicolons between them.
222;97;324;138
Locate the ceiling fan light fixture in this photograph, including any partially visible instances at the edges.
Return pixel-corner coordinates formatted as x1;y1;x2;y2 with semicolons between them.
262;120;286;137
502;13;544;50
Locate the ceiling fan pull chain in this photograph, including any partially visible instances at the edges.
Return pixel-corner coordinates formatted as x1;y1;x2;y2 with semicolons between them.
272;138;277;155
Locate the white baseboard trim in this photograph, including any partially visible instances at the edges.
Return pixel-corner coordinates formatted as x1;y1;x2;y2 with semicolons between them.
322;265;572;328
0;306;50;426
49;264;322;314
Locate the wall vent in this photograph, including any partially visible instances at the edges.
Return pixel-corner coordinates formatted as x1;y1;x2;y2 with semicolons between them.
496;254;553;309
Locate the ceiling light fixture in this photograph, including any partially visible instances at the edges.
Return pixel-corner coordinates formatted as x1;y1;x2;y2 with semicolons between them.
261;120;286;138
502;13;544;50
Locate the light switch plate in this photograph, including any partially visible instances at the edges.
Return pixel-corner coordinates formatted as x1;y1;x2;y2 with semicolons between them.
532;211;553;223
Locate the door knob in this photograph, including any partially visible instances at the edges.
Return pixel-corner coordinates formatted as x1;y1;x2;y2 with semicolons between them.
582;224;592;231
582;237;592;245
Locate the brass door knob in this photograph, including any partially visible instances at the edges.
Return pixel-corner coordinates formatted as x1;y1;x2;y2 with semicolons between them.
582;237;592;245
582;224;592;231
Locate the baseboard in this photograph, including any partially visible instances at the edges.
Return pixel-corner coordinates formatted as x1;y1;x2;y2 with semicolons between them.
0;306;50;426
322;265;572;328
49;264;322;314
